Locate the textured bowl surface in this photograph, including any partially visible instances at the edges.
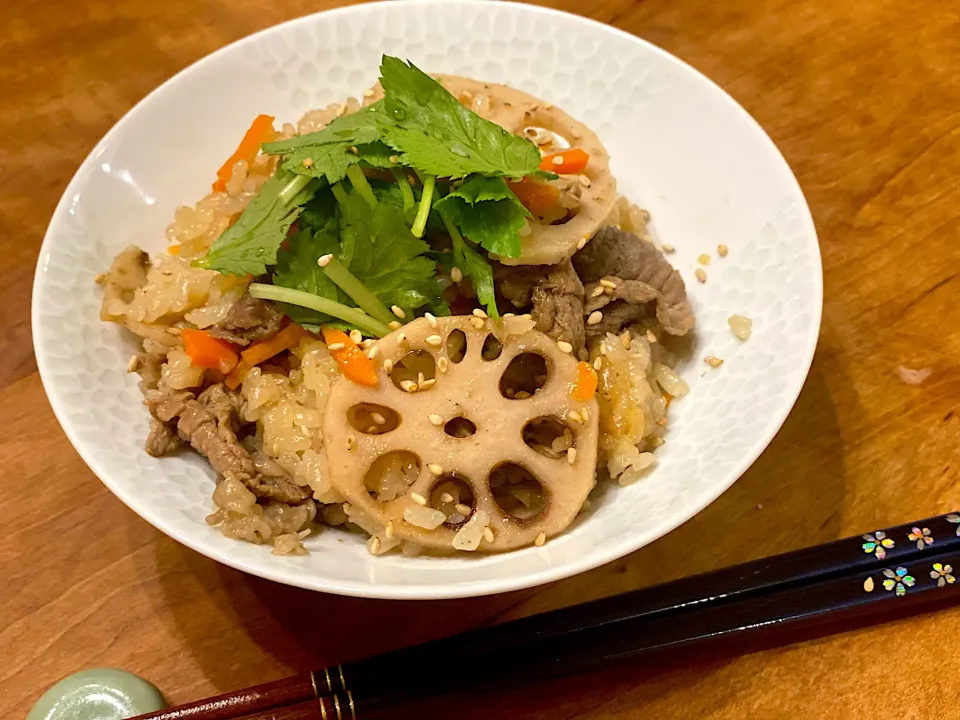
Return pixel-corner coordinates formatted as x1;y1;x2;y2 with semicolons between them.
32;0;821;599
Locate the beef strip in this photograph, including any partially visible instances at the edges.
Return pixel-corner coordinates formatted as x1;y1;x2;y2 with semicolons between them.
209;295;284;346
145;383;310;504
145;418;182;457
497;261;586;355
573;226;695;337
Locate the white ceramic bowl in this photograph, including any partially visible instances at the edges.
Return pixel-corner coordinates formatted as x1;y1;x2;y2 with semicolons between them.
32;0;821;599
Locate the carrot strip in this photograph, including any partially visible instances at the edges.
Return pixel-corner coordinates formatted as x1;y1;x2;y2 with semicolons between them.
225;360;251;390
507;180;560;216
181;329;239;375
539;148;590;175
212;114;275;192
321;328;379;387
570;361;598;401
240;324;306;367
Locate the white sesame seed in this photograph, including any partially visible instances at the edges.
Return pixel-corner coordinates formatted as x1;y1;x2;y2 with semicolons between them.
371;412;386;425
425;334;443;347
556;340;573;354
317;253;333;268
428;414;444;426
389;155;400;164
166;327;182;336
504;313;515;319
388;320;402;330
620;330;632;349
535;532;546;547
455;503;472;516
591;285;605;298
580;407;589;422
327;342;345;351
600;279;617;289
470;317;485;329
600;343;608;356
437;357;449;373
587;311;603;326
302;157;314;169
346;435;356;450
567;447;577;465
661;244;676;253
385;520;395;539
417;372;425;386
397;332;407;345
704;356;724;368
427;464;443;476
483;527;495;543
576;237;587;250
94;273;106;285
370;536;381;554
383;359;393;375
126;355;139;373
552;155;563;166
472;308;488;319
697;253;711;265
695;268;707;283
411;492;427;505
593;356;602;371
366;345;380;359
349;329;362;344
419;378;437;390
451;267;464;283
647;330;658;343
425;312;439;328
440;492;455;503
718;244;729;257
400;380;417;393
391;305;406;319
567;410;583;424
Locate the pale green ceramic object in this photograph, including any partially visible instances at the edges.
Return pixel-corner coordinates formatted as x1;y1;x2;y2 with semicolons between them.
27;669;166;720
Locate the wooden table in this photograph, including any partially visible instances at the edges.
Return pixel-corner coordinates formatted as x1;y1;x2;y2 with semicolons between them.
3;0;959;717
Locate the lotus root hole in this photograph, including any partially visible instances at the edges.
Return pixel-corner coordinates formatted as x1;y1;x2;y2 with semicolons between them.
347;403;400;435
444;416;477;438
445;329;467;363
499;353;548;399
522;416;574;459
390;350;436;391
489;462;547;521
429;476;475;527
481;333;504;361
364;451;421;503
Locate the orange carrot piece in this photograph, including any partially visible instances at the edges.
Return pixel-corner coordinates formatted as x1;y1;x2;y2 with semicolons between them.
225;360;252;390
507;180;560;216
240;324;306;367
212;114;275;192
570;361;598;401
321;328;379;387
181;329;239;375
167;244;182;256
538;148;590;175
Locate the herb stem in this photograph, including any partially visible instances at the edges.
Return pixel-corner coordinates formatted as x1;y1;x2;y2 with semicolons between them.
248;284;391;337
345;165;378;209
330;182;349;208
321;257;396;326
278;174;313;206
411;174;436;238
390;167;415;211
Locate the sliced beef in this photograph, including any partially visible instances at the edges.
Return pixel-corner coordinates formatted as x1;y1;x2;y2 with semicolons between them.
574;226;695;337
497;261;586;355
209;295;284;346
145;383;310;505
145;418;182;457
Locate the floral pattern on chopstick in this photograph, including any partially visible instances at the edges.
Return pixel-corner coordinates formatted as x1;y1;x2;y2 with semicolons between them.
947;515;960;536
882;567;915;597
930;563;955;588
908;527;934;549
862;531;894;560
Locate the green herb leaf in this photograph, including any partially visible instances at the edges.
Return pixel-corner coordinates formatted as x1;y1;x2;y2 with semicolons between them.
378;56;541;179
196;170;317;277
434;176;530;258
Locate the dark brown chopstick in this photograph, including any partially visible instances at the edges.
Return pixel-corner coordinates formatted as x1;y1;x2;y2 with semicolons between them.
137;511;960;720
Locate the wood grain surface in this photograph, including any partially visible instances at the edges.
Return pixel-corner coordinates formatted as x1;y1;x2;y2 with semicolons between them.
2;0;959;717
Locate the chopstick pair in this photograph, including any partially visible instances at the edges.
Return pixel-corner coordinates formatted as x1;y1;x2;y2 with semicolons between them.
138;511;960;720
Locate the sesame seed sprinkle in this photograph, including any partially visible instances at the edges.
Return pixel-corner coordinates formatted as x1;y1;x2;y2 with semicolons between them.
389;155;400;164
661;244;676;253
455;503;472;516
556;340;574;354
388;320;402;330
647;330;658;343
483;527;495;543
535;532;546;547
425;312;439;328
567;447;577;465
440;492;455;503
94;273;106;284
427;464;443;475
591;285;605;298
704;356;724;368
580;407;589;422
419;378;437;390
695;268;707;283
472;308;488;319
567;410;583;424
620;331;632;349
400;380;417;393
366;346;380;360
126;355;139;373
383;359;394;375
397;332;407;345
428;414;444;426
370;536;381;554
552;156;563;166
411;492;427;505
371;412;386;425
391;305;406;319
600;279;617;289
576;237;587;250
346;434;356;450
327;342;345;351
349;329;363;344
166;327;182;336
417;372;425;386
697;253;711;265
451;267;464;283
470;316;485;329
302;157;313;168
587;311;603;326
317;253;333;268
425;334;443;347
718;244;729;257
437;357;449;373
385;520;395;539
593;356;603;371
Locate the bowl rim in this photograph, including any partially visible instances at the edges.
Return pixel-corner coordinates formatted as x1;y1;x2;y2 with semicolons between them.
32;0;823;599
